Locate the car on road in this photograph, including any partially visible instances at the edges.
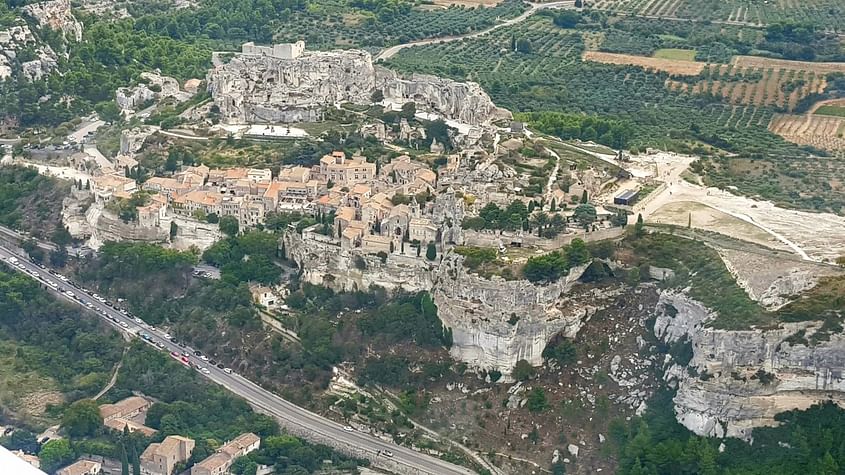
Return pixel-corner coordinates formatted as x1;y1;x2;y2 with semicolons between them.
119;322;129;329
200;355;209;361
343;426;355;432
155;341;165;349
379;450;393;458
223;368;232;374
170;351;180;358
209;359;217;366
86;302;94;309
201;367;211;375
194;350;202;356
216;363;224;369
163;333;172;340
134;317;143;324
111;316;119;323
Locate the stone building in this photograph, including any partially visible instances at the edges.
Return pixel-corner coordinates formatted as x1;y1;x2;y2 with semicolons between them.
191;433;260;475
319;152;376;186
140;435;195;475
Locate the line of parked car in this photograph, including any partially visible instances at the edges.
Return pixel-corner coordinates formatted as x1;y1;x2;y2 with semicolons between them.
2;254;239;382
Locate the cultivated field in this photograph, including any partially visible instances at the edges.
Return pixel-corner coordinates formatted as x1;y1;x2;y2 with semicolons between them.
654;48;696;61
583;51;705;75
731;56;845;75
816;105;845;118
589;0;845;30
668;62;831;111
769;114;845;154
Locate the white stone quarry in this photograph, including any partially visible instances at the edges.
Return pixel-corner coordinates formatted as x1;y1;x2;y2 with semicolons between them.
207;44;510;126
656;290;845;439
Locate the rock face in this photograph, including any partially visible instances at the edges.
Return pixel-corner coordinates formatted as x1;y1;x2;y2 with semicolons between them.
284;228;434;294
208;49;376;123
284;228;592;374
433;255;590;374
377;69;511;126
0;23;58;80
207;46;508;126
22;0;83;42
656;291;845;439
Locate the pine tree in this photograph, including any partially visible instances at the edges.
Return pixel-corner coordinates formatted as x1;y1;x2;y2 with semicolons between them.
581;190;588;203
634;213;644;237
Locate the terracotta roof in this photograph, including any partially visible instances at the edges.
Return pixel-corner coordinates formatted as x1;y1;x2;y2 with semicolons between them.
99;396;148;420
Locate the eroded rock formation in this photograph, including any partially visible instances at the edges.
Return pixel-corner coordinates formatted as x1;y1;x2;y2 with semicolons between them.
656;291;845;439
23;0;82;42
433;255;591;374
207;46;509;126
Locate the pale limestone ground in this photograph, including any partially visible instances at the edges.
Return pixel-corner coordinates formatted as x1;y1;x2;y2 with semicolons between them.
650;201;789;252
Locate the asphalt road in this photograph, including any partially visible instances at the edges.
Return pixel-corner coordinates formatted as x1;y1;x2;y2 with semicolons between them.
0;244;476;475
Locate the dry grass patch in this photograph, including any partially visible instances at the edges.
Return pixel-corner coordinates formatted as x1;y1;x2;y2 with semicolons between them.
583;51;706;75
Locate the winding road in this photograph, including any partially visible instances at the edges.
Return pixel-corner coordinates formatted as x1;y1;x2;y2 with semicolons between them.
0;243;476;475
375;1;576;61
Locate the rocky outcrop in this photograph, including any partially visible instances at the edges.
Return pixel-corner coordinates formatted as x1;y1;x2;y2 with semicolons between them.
0;23;58;80
119;126;159;156
284;228;434;293
208;49;375;123
377;69;511;126
22;0;82;42
433;255;590;375
207;46;507;126
656;291;845;439
116;71;194;111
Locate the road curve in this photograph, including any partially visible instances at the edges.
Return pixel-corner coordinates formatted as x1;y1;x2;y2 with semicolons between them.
375;1;576;61
0;244;476;475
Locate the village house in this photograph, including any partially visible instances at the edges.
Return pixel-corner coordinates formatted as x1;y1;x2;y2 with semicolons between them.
99;396;156;436
91;174;137;203
191;433;260;475
319;151;376;186
56;459;102;475
140;435;195;475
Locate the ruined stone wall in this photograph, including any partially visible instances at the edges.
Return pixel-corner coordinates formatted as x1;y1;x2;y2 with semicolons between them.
207;50;376;124
284;228;433;293
207;48;507;126
656;291;845;439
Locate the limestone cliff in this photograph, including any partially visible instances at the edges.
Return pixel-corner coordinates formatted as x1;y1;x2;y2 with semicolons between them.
206;47;507;126
284;229;434;293
208;49;376;124
656;291;845;439
376;69;511;126
433;255;590;375
284;229;594;374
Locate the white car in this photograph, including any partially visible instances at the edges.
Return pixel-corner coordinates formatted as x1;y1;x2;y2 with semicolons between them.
200;355;209;362
343;426;355;432
163;333;172;340
85;302;94;309
223;368;232;374
134;317;143;324
201;368;210;375
120;322;129;329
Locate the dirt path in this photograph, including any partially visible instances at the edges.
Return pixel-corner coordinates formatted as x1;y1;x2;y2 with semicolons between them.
94;347;128;400
375;1;576;61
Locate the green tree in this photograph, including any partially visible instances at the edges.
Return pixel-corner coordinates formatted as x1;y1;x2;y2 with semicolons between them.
39;439;74;473
170;221;178;239
206;213;219;223
426;242;437;261
526;387;548;413
61;399;102;437
573;204;597;229
121;441;129;475
516;38;532;53
231;456;258;475
512;359;536;381
580;190;588;204
219;215;239;236
634;213;645;237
